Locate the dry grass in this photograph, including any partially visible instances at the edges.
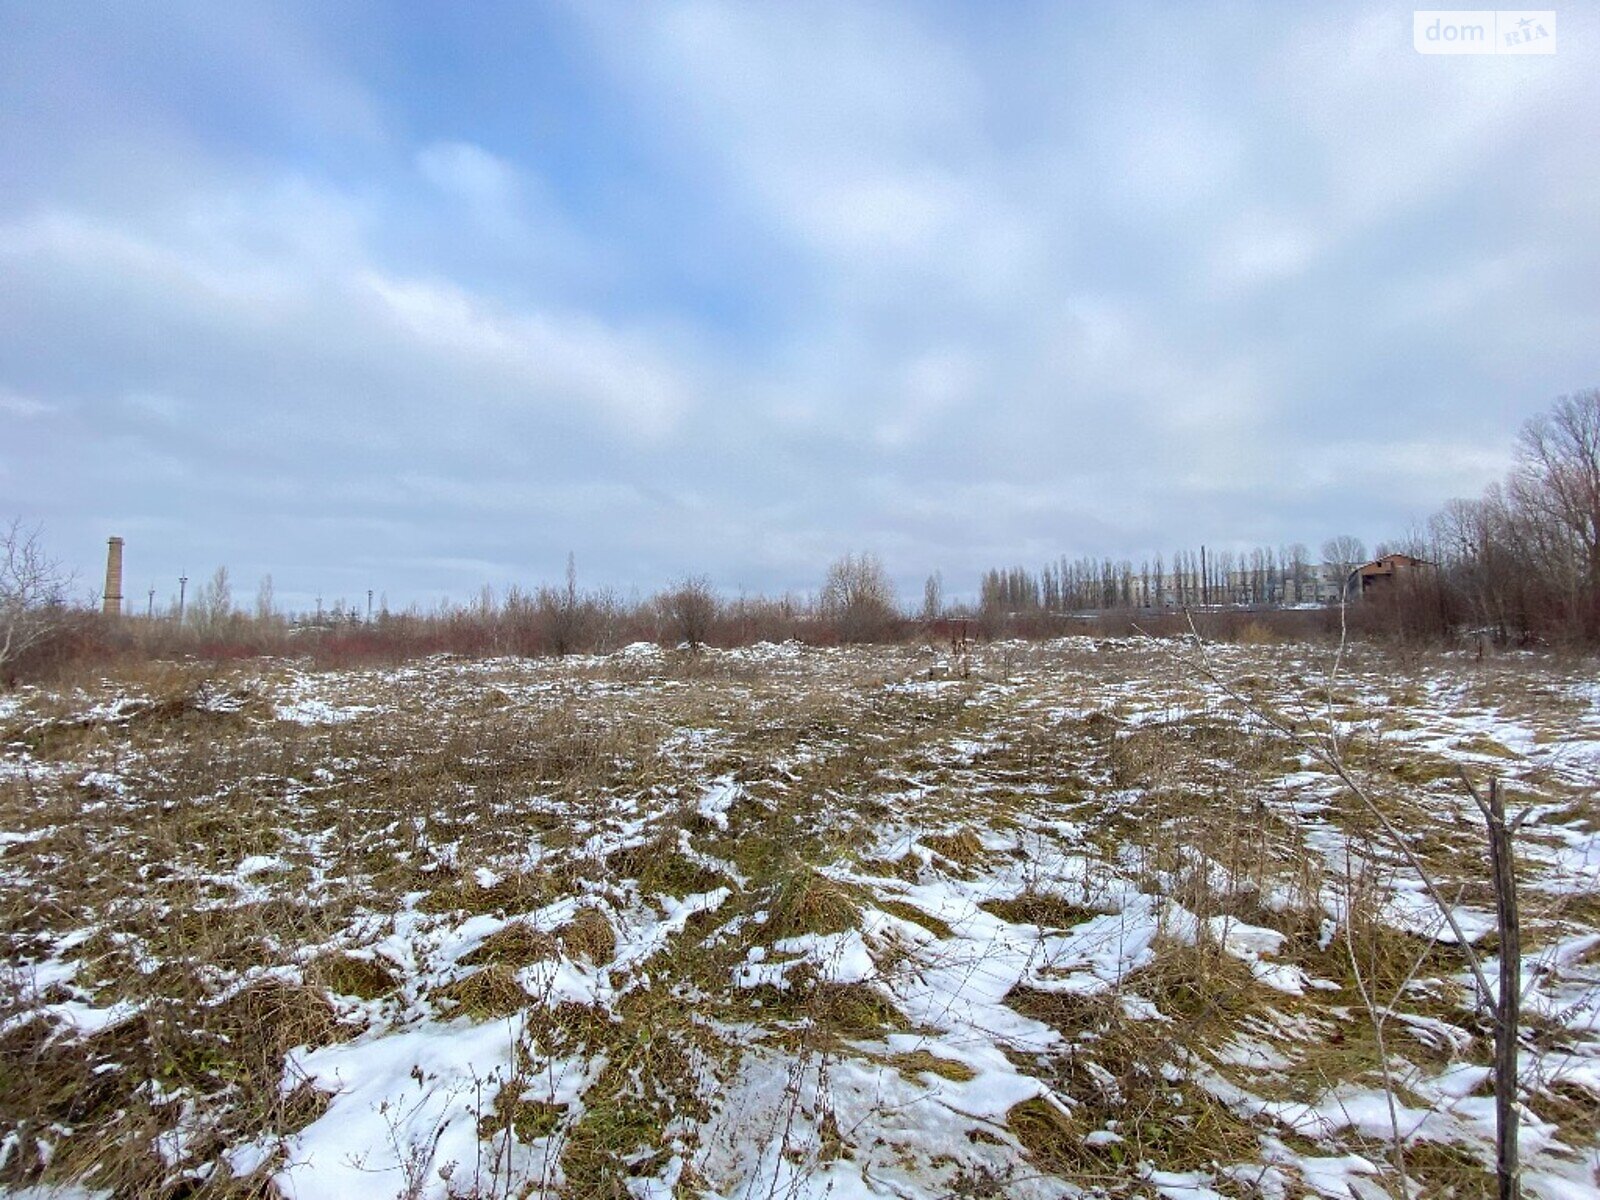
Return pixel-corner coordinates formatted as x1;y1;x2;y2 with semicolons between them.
607;833;728;896
885;1048;977;1082
981;892;1101;929
308;951;402;999
1;638;1595;1196
764;865;861;940
874;896;955;938
923;828;990;869
417;869;563;917
460;921;558;969
561;906;617;964
432;964;532;1020
1004;977;1264;1179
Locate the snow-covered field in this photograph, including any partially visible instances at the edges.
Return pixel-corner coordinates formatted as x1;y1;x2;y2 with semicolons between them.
1;637;1598;1198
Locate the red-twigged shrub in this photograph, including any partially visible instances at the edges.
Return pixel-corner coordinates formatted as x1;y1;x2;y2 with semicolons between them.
3;609;128;685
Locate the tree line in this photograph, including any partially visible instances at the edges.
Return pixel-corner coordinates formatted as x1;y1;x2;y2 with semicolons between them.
4;390;1596;682
972;389;1600;646
975;542;1337;614
1404;388;1599;644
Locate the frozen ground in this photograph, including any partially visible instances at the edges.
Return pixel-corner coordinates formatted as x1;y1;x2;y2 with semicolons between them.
1;636;1598;1198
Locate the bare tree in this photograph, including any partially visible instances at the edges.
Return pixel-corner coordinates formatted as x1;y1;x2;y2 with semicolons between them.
921;571;943;621
1508;388;1600;635
1322;535;1367;599
254;574;276;622
660;575;718;651
0;519;69;677
536;552;589;656
193;565;233;631
1403;389;1600;643
820;552;897;643
1285;542;1310;603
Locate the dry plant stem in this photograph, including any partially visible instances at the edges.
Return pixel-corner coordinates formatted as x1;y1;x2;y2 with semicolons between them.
1466;773;1523;1200
1181;607;1495;1012
1184;605;1531;1198
1342;851;1409;1193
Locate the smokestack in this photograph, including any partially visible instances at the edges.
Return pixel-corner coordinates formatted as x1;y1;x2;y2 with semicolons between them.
103;537;124;617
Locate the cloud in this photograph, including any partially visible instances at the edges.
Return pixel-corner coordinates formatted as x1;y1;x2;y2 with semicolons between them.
0;195;695;441
2;1;1597;605
1207;216;1322;292
0;387;55;418
358;270;692;437
417;142;519;212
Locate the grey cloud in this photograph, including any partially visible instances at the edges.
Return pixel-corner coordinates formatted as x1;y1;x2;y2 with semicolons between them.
4;1;1599;608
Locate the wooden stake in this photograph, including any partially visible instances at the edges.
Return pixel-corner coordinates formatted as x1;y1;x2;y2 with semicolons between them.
1484;777;1521;1200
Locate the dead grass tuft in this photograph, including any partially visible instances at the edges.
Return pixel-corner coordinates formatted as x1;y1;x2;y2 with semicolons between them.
928;825;985;864
213;979;345;1062
460;921;558;969
562;906;617;964
417;870;559;917
875;897;955;939
432;965;531;1020
1006;975;1263;1178
1004;986;1112;1039
1453;733;1519;760
1236;620;1279;646
559;1059;696;1194
309;952;401;1000
922;828;988;868
478;1087;565;1142
806;980;903;1033
860;853;924;884
607;834;728;897
1132;939;1259;1029
1006;1095;1076;1164
1397;1138;1495;1194
751;976;905;1038
542;999;617;1053
886;1049;977;1082
1285;910;1479;1005
1525;1079;1600;1148
765;866;860;941
981;893;1101;929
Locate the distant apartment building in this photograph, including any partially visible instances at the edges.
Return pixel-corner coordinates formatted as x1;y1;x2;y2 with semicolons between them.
1134;562;1372;609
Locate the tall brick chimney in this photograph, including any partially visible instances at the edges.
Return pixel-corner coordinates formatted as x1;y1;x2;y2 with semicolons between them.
103;537;124;617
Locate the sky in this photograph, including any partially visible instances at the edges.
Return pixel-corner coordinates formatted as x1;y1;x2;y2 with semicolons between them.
2;1;1597;613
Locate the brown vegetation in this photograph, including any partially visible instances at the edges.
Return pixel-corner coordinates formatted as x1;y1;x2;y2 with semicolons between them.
1;637;1596;1196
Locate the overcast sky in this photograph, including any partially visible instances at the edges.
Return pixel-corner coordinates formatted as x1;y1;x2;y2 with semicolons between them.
2;2;1597;612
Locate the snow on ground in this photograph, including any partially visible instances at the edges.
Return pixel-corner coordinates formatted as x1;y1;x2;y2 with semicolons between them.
1;637;1598;1196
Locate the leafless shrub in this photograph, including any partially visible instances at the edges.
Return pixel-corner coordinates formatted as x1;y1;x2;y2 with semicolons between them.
819;551;898;643
0;519;71;682
658;575;718;650
535;553;588;657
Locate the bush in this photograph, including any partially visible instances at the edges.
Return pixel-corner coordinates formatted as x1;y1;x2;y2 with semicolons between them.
819;552;899;643
658;576;718;650
1;519;73;684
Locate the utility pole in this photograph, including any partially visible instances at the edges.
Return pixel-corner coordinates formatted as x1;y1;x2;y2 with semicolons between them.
367;589;374;623
178;574;188;622
147;588;155;618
